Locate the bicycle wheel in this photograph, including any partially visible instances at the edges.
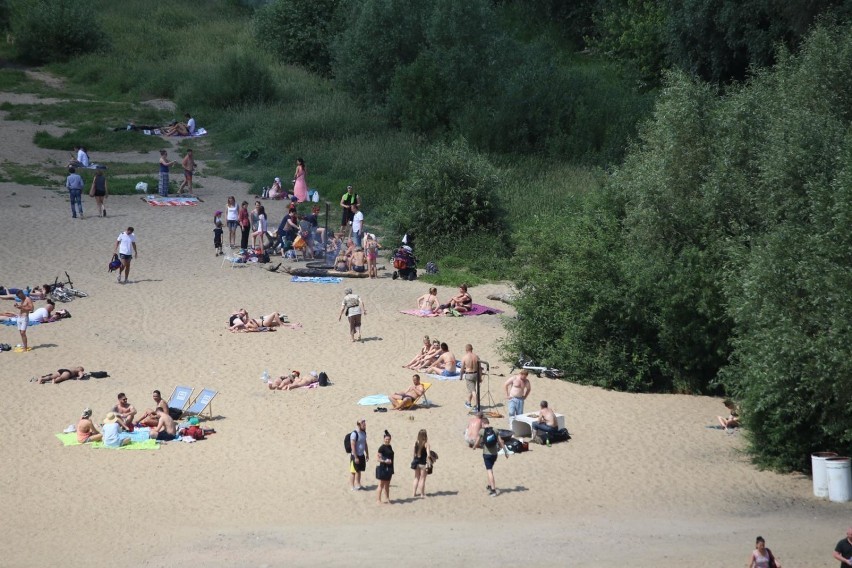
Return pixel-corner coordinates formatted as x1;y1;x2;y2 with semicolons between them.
71;289;88;298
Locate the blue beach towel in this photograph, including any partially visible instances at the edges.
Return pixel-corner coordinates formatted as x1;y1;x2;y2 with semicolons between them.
358;395;391;406
2;319;41;327
290;276;343;284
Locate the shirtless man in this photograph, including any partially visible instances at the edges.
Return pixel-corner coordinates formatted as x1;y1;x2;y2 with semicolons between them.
37;366;85;384
425;342;458;377
76;408;102;444
113;392;137;430
390;374;426;408
460;344;481;409
533;400;559;434
178;148;195;195
137;390;170;427
504;369;531;420
464;411;484;447
13;290;33;352
151;407;178;441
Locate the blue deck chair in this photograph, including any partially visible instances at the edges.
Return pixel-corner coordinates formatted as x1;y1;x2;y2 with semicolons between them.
185;388;217;420
167;386;193;418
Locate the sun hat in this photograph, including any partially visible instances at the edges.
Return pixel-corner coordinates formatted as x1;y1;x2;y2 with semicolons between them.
215;210;222;216
104;412;119;423
188;416;200;426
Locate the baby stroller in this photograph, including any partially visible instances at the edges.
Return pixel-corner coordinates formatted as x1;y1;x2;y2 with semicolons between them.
392;245;418;280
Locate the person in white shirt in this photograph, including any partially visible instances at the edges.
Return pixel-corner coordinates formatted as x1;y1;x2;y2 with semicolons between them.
113;227;138;284
351;204;364;247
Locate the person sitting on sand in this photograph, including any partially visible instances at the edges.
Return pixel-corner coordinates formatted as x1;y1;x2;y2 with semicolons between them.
442;284;473;315
268;177;285;200
349;247;367;273
717;399;740;432
150;407;178;441
113;392;137;430
36;366;85;384
464;411;484;447
403;336;433;369
137;390;170;427
411;339;442;370
424;342;458;377
76;408;102;444
390;374;426;408
163;113;196;136
102;412;132;448
416;287;440;315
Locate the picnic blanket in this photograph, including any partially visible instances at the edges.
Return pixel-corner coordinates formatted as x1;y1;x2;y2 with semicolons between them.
143;195;201;207
142;127;208;137
55;431;159;450
290;276;343;284
358;394;391;406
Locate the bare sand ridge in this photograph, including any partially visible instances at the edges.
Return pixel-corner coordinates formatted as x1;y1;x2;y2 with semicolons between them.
0;86;848;568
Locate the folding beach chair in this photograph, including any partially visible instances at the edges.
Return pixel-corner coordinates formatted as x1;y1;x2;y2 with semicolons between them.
392;382;431;410
185;388;218;419
167;386;193;418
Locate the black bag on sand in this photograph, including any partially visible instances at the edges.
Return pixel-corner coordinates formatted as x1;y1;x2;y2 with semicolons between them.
168;408;183;420
507;438;527;453
318;371;329;387
89;371;109;378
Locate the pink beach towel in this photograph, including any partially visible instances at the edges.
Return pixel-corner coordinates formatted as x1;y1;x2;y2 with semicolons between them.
400;304;503;317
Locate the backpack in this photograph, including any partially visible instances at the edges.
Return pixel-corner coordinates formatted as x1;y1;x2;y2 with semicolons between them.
483;427;498;447
318;372;329;387
185;425;205;440
343;430;357;453
108;254;121;272
425;261;438;274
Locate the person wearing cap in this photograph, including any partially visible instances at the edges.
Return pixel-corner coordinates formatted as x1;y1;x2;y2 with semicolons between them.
349;419;368;491
178;148;195;195
338;288;366;342
340;184;360;232
102;412;132;447
76;408;102;444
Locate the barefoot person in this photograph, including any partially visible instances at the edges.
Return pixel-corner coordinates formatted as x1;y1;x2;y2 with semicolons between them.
412;429;433;499
390;374;426;409
504;369;532;421
137;390;170;427
375;430;394;504
460;344;481;409
12;290;33;352
338;288;366;342
464;411;484;447
37;366;85;384
150;407;178;441
157;150;176;196
102;412;132;448
89;169;108;217
76;408;102;444
178;148;195;195
532;400;559;440
425;342;458;377
112;392;137;430
113;227;137;284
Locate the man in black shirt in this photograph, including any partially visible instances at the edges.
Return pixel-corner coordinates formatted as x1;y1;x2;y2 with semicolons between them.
834;527;852;567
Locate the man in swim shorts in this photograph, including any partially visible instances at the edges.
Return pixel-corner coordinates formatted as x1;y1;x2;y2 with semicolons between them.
349;419;368;491
37;366;85;384
13;290;33;352
178;148;195;195
137;390;171;426
459;344;481;409
389;374;426;408
150;407;177;441
425;343;458;377
464;412;484;447
113;392;137;430
504;369;531;421
76;408;102;444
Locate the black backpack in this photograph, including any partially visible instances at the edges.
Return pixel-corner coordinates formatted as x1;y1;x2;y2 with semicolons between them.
483;427;498;448
318;371;329;387
343;430;357;453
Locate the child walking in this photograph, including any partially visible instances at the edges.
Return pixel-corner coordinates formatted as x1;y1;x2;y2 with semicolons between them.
213;211;224;256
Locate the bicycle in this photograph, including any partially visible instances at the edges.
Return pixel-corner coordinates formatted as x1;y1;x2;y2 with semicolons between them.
511;354;565;379
49;272;88;302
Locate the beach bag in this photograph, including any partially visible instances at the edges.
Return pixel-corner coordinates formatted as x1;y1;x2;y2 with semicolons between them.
552;428;571;443
293;235;306;249
168;408;183;420
135;181;148;193
425;261;438;274
185;425;205;440
89;371;109;379
108;254;121;272
507;438;528;453
318;372;329;387
393;256;408;270
343;430;357;453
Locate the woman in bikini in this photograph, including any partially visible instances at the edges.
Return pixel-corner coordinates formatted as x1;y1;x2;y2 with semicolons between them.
364;233;379;278
444;284;473;314
416;287;440;315
228;309;285;331
349;247;367;273
410;339;442;370
76;408;102;443
403;336;432;369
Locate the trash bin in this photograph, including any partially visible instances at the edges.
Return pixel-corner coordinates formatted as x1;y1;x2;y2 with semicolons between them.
826;457;851;503
812;451;838;498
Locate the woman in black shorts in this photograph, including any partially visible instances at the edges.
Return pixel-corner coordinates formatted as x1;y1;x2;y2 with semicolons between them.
90;170;109;217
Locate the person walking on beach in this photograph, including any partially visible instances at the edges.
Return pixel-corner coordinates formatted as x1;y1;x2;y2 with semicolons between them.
349;419;368;491
834;527;852;567
158;149;176;197
504;369;531;421
375;430;394;504
89;169;108;217
66;166;84;219
747;536;782;568
178;148;195;195
12;290;33;352
460;344;481;410
339;288;366;342
473;417;508;497
113;227;137;284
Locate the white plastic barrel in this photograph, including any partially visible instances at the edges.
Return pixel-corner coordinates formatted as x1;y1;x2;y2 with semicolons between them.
812;452;838;498
826;457;852;503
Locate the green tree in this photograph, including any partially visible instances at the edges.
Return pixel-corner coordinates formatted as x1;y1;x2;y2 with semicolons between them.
252;0;339;76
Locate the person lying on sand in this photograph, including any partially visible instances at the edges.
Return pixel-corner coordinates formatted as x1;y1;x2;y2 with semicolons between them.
0;299;54;323
389;374;426;408
0;285;49;300
228;309;285;332
424;343;459;377
36;366;85;384
268;370;319;390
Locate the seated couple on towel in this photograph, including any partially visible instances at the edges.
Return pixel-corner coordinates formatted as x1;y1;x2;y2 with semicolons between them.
403;336;441;370
268;370;319;390
440;284;472;315
228;309;286;332
421;342;458;377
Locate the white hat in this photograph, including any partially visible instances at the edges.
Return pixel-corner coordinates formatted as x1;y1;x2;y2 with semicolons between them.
274;177;281;183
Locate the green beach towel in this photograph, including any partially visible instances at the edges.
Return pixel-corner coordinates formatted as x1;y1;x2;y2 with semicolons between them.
54;432;159;450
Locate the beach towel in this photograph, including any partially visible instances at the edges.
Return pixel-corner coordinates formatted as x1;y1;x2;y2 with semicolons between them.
358;395;391;406
423;360;462;381
461;304;504;316
141;127;208;137
400;309;441;318
143;195;201;207
2;319;43;327
290;276;343;284
54;432;160;450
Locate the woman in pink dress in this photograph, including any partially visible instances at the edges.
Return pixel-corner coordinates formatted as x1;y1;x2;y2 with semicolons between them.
293;157;308;202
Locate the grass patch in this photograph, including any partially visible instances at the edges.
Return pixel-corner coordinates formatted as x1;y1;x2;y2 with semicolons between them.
0;162;56;187
33;125;165;153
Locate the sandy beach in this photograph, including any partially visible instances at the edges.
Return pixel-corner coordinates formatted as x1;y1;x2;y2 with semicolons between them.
0;90;848;568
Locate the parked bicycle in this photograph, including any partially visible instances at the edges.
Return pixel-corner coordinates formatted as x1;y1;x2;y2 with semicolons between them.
511;354;565;379
49;272;88;303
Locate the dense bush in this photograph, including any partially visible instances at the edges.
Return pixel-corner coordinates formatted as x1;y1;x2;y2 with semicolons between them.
390;138;506;259
10;0;106;64
252;0;338;76
175;49;277;110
